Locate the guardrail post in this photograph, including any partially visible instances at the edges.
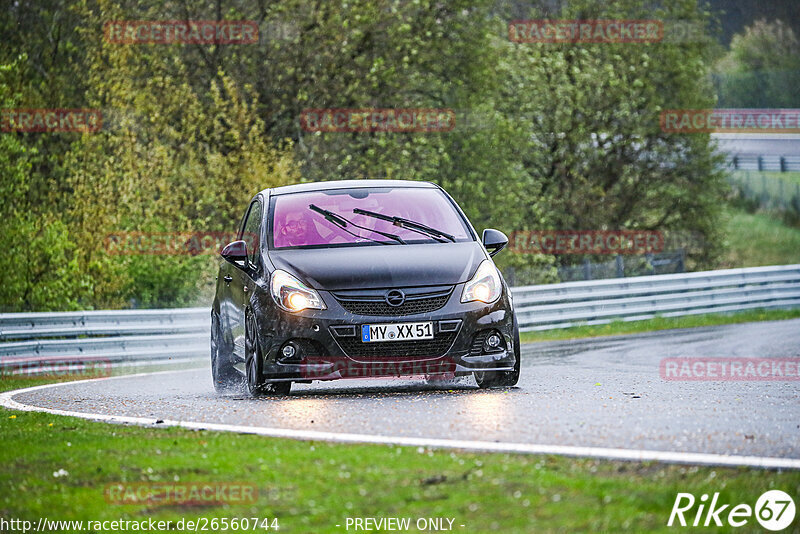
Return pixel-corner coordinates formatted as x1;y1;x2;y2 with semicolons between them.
780;156;786;173
615;255;624;278
583;259;592;281
757;155;763;171
732;155;738;170
793;184;800;214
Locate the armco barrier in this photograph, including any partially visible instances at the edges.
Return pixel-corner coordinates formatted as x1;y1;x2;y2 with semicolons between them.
512;264;800;331
0;308;209;340
0;308;210;374
1;265;799;371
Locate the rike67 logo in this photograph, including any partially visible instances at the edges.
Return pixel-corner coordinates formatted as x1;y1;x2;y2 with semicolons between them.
668;490;796;531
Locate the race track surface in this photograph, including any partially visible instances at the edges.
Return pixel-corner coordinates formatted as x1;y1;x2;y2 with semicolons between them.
9;319;800;461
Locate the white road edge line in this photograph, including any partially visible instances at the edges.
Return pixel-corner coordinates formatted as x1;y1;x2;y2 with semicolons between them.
2;369;799;470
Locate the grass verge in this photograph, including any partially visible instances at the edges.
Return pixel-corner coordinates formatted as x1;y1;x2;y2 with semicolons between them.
519;308;800;343
1;376;799;533
722;207;800;268
731;170;800;187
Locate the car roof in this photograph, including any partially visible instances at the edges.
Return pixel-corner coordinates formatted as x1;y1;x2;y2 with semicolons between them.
260;179;439;197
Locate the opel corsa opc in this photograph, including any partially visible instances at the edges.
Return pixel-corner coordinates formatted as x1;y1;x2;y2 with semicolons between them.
211;180;520;395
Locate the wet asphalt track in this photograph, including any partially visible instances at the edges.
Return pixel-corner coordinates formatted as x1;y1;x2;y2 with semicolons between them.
12;319;800;459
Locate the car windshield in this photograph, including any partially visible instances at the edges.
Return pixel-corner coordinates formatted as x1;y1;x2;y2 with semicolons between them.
270;187;473;249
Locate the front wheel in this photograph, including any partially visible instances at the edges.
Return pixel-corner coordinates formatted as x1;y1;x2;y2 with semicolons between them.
245;312;291;397
211;312;241;393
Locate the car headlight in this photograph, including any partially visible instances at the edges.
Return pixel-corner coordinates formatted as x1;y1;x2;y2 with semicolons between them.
270;269;326;312
461;260;502;304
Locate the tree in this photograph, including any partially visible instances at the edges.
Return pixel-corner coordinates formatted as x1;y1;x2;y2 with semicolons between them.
65;0;299;308
715;19;800;107
496;0;726;274
0;57;89;311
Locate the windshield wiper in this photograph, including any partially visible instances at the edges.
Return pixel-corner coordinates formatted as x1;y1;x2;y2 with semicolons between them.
352;208;456;243
308;204;406;245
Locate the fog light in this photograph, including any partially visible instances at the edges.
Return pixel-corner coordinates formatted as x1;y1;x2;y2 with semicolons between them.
484;333;502;352
281;344;296;359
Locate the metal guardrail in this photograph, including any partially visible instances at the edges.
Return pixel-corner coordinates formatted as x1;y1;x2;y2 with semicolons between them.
512;264;800;331
0;308;209;340
0;308;210;373
1;265;799;370
726;154;800;172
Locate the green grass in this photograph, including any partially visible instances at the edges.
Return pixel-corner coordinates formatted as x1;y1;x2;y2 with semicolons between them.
731;170;800;187
520;308;800;343
722;206;800;268
1;376;799;532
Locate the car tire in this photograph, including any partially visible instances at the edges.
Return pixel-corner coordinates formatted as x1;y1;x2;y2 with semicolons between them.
245;311;291;397
474;318;521;389
211;312;241;392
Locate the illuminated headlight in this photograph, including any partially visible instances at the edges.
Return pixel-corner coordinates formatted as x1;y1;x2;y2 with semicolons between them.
461;260;502;304
270;270;326;312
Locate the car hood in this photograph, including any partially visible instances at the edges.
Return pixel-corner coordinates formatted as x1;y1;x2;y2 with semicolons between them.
268;242;486;290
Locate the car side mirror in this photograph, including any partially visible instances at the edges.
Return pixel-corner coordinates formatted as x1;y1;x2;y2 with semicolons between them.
482;229;508;257
221;240;248;265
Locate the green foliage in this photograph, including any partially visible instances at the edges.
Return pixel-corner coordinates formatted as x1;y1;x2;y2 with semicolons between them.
714;19;800;107
63;0;300;308
0;57;89;312
499;0;726;274
0;0;738;309
721;206;800;269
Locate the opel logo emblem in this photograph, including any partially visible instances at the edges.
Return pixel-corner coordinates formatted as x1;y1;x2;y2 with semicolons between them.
385;289;406;307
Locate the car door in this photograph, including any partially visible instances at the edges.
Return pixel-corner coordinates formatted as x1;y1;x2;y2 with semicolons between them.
230;198;263;362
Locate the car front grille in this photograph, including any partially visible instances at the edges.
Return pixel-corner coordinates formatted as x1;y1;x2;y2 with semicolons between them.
335;331;458;359
333;287;452;317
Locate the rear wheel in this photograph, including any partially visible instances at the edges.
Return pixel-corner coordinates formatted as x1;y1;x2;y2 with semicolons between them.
211;312;241;392
474;319;521;389
245;312;291;397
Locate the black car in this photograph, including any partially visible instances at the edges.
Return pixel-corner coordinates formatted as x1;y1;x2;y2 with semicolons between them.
211;180;520;395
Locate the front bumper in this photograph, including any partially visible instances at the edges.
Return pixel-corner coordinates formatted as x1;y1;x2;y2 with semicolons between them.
256;284;516;382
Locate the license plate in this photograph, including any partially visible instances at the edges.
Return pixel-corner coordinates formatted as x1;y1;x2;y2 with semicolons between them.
361;322;434;343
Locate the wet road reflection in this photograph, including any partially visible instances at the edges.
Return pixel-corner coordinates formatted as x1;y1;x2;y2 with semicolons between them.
13;319;800;458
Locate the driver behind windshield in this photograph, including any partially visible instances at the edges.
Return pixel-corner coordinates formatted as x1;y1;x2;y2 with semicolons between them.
278;211;324;247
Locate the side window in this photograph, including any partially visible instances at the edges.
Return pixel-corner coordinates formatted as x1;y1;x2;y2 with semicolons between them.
241;200;262;266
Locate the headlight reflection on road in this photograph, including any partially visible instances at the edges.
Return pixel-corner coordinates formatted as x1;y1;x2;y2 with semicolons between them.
260;396;333;427
455;389;513;431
